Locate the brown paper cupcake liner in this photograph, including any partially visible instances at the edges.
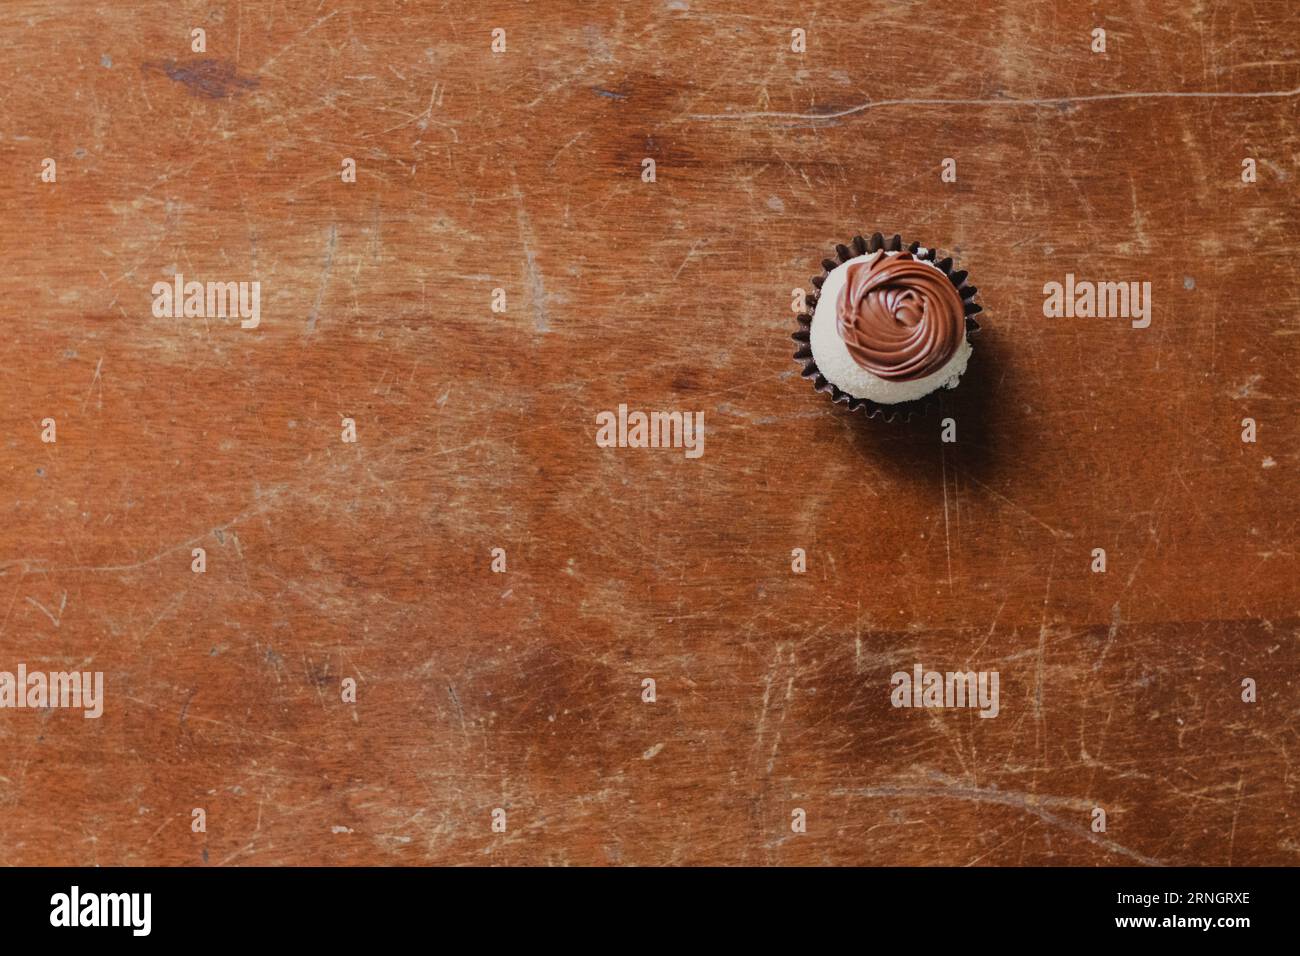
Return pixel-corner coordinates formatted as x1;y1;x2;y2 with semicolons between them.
791;232;983;423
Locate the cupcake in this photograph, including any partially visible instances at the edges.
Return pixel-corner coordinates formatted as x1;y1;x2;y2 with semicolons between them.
793;233;982;418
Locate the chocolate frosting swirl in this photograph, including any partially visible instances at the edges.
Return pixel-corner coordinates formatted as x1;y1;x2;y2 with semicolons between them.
835;253;965;380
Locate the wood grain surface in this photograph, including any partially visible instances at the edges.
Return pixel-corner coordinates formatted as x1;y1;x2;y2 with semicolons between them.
1;0;1296;866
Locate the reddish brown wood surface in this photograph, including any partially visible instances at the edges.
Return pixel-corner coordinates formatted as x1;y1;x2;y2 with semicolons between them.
0;1;1296;865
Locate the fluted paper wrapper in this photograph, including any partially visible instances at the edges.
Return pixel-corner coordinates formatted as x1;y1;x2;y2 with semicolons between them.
792;232;983;423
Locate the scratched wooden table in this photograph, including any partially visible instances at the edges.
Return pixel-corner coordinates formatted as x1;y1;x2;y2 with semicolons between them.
0;1;1295;866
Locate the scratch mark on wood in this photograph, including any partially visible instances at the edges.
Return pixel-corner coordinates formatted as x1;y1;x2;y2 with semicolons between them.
832;783;1165;866
306;224;339;333
690;87;1300;123
512;184;549;333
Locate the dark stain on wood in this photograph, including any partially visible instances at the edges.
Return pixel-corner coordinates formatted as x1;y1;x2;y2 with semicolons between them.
141;58;259;99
